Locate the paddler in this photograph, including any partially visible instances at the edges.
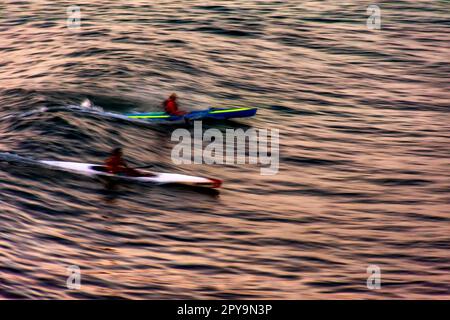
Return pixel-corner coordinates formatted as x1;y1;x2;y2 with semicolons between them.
105;147;140;177
163;93;187;116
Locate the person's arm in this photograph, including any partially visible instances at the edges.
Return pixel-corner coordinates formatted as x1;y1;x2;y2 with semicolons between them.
119;158;129;168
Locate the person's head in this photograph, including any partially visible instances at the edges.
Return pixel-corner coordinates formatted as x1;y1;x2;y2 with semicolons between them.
169;93;177;100
111;147;123;157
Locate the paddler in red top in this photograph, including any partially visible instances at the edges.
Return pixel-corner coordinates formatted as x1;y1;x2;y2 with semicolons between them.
163;93;187;116
105;147;140;177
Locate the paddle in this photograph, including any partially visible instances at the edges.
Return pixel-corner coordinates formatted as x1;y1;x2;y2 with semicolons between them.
131;164;156;170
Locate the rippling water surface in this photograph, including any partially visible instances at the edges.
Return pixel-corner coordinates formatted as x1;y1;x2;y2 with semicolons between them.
0;1;449;299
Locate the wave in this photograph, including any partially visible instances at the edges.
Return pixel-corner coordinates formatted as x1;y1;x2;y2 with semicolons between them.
0;152;42;166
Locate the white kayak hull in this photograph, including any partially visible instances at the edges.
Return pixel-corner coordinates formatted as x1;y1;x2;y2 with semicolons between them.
40;161;222;189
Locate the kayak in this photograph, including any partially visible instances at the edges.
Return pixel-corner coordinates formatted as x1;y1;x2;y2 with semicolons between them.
126;107;257;122
40;161;222;189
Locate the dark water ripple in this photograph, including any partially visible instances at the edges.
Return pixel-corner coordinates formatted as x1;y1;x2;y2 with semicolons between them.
0;0;449;299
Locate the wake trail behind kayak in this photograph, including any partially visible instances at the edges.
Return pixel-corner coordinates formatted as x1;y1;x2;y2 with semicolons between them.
0;99;144;124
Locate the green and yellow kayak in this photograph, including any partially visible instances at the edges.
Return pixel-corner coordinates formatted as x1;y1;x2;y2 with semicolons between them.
126;107;257;122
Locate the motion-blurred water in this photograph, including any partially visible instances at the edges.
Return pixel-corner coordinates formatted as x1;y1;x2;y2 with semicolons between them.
0;1;449;299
